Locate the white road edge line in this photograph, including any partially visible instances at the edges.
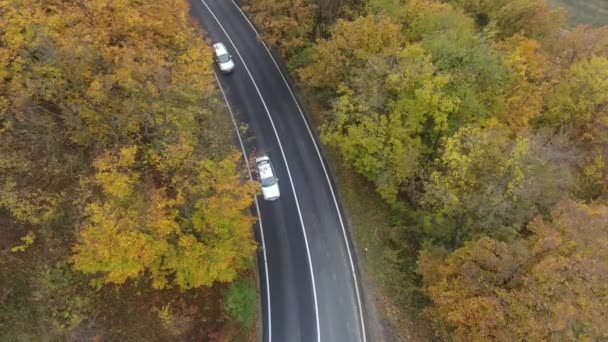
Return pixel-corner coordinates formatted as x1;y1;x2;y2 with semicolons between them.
213;72;272;342
229;3;367;341
201;1;322;341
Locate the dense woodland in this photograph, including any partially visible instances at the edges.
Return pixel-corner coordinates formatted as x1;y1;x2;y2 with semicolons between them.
2;0;607;340
245;0;608;339
0;0;257;340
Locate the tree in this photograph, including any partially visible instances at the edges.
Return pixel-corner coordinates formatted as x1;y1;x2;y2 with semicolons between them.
71;149;258;290
244;0;316;57
314;0;367;33
298;14;403;90
447;0;565;39
418;199;608;341
404;0;512;123
70;147;175;287
243;0;366;57
223;278;257;328
1;0;258;338
542;56;608;148
0;0;258;290
496;34;549;128
542;25;608;73
32;262;93;335
0;0;218;231
574;153;608;203
1;0;215;148
420;122;575;245
162;154;258;289
322;44;459;205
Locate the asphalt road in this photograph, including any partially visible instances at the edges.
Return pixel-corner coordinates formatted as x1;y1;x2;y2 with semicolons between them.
189;1;367;341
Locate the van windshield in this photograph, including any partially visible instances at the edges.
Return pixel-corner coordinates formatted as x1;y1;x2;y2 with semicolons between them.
261;176;277;187
218;54;231;63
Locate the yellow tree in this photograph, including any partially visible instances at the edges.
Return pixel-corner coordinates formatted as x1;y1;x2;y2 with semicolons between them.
163;154;258;289
71;149;258;290
496;34;549;128
0;0;217;231
71;147;175;288
544;56;608;148
244;0;316;57
0;0;257;291
298;14;403;90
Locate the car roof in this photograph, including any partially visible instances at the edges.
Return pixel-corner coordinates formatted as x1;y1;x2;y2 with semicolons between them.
213;42;228;56
257;158;275;179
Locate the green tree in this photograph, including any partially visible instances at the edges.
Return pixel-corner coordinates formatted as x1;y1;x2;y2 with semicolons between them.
421;122;575;245
32;263;94;335
574;154;608;203
418;199;608;340
404;0;512;123
322;44;459;205
224;278;257;328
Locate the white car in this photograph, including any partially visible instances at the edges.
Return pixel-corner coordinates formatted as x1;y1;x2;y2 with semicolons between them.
213;42;235;73
256;156;280;201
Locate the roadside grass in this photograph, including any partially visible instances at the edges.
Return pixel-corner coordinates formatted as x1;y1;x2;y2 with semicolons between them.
324;148;436;341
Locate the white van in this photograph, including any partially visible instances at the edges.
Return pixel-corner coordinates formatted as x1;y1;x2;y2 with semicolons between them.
213;42;235;74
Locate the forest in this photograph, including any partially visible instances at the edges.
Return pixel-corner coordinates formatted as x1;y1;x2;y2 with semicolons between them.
2;0;607;340
244;0;608;339
1;0;257;340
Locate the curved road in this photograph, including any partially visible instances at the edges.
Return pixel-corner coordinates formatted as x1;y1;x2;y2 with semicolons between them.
189;1;367;341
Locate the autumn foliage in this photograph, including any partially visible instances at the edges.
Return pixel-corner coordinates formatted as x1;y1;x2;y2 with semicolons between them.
70;149;257;290
247;0;608;338
1;0;257;339
419;199;608;340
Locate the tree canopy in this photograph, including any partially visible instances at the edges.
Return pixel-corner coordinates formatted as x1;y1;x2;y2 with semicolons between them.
1;0;259;338
248;0;608;338
321;43;459;205
71;150;257;289
421;121;575;244
419;199;608;340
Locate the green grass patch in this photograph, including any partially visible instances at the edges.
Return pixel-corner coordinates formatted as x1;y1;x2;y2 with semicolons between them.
223;278;257;329
368;0;402;18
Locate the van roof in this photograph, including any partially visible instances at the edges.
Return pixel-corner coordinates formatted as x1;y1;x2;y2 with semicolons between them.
213;42;228;56
257;158;275;180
